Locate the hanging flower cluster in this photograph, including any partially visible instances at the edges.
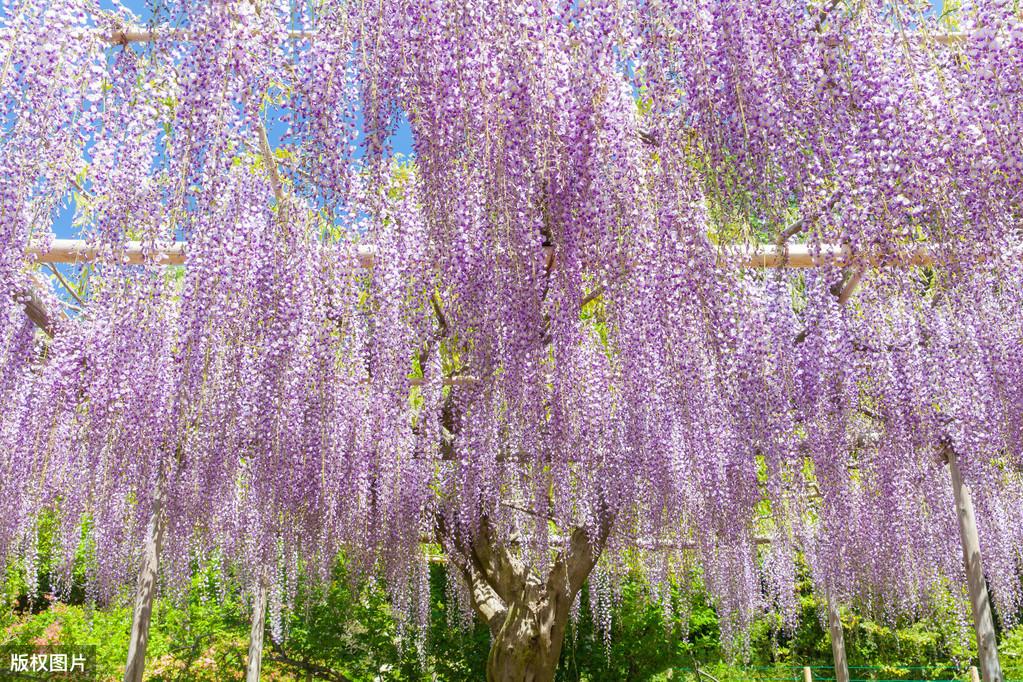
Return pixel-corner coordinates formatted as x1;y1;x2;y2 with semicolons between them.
1;0;1021;651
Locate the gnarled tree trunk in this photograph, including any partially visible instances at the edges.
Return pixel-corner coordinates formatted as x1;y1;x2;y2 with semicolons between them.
486;577;573;682
439;514;610;682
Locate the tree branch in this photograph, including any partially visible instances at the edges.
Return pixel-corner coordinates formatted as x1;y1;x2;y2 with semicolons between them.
776;192;841;252
499;500;555;522
811;0;844;34
556;510;615;596
265;641;354;682
45;263;85;307
16;284;57;336
836;266;863;306
436;514;509;635
257;119;285;206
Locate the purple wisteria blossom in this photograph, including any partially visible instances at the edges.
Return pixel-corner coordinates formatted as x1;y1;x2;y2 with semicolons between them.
0;0;1021;668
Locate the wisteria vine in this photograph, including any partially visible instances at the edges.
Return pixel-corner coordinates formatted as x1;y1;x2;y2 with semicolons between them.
1;0;1022;655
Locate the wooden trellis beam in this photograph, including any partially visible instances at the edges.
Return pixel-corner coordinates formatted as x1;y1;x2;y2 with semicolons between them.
28;239;946;270
84;27;967;47
31;239;188;266
102;28;318;45
14;238;973;338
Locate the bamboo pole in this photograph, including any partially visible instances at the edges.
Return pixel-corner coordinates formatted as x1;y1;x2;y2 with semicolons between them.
28;238;377;268
245;580;269;682
946;447;1003;682
30;239;186;266
123;473;167;682
802;666;813;682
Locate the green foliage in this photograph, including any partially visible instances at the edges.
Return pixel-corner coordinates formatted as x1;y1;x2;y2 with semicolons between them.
1;566;249;680
406;565;492;680
553;570;1023;682
558;579;692;681
3;521;1023;681
273;560;403;680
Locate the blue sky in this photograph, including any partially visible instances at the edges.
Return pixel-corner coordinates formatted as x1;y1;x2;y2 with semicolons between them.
47;0;414;240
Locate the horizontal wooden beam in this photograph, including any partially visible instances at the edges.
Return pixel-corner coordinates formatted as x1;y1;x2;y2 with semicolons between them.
927;32;967;46
32;239;186;266
81;27;967;47
29;239;375;269
740;243;940;268
30;239;949;270
0;27;316;44
413;375;477;387
102;28;317;45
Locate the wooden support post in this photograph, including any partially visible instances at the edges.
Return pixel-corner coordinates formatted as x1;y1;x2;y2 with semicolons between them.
802;665;813;682
245;580;269;681
826;595;849;682
123;475;167;682
947;448;1003;682
970;666;982;682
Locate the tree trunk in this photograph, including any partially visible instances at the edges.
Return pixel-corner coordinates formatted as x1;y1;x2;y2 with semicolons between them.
124;474;167;682
486;581;573;682
438;515;611;682
245;580;269;682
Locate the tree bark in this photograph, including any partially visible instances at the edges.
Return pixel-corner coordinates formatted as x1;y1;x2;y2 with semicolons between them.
485;576;572;682
438;514;610;682
124;474;167;682
17;285;56;336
